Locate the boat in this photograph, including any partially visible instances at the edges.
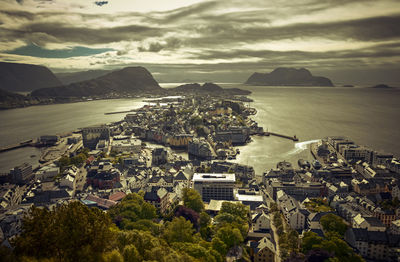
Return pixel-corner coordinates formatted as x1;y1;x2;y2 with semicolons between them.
30;154;36;158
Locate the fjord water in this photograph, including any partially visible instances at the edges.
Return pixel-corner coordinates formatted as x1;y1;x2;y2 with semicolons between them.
0;85;399;174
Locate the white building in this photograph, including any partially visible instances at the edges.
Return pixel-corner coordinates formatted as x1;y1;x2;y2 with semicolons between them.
60;166;78;189
35;165;59;181
111;137;141;153
252;212;271;231
193;173;235;202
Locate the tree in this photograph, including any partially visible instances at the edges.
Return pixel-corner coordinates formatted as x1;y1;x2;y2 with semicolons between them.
215;226;243;249
301;231;323;254
212;237;228;256
13;202;116;262
163;217;195;244
219;202;249;220
123;245;141;262
182;188;204;213
320;214;348;237
108;193;157;230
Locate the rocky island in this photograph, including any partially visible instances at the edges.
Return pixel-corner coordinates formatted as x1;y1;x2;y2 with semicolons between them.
245;67;334;87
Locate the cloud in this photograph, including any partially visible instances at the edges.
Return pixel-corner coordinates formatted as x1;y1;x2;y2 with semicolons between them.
6;43;114;58
138;38;181;52
94;1;108;7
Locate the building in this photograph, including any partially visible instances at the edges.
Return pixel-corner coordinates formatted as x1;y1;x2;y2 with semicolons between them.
10;163;33;184
345;228;400;262
249;236;276;262
188;138;213;160
152;148;168;165
193;173;235;202
111;137;141;153
39;135;59;146
144;187;169;214
82;125;110;150
34;165;59;181
168;134;193;148
60;166;78;189
252;212;271;231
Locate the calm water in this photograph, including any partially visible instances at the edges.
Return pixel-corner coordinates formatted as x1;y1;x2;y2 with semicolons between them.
1;85;399;174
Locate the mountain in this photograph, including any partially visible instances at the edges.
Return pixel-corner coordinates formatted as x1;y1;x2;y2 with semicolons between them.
245;67;334;87
0;62;62;92
168;83;251;95
55;69;113;85
32;67;164;97
371;84;394;89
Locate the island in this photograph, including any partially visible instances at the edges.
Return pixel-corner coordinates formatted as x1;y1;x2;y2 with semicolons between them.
245;67;334;87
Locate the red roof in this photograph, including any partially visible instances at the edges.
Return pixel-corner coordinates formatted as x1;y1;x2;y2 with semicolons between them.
109;191;126;202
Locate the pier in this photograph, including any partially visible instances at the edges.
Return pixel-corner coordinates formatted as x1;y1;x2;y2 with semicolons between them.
262;132;299;141
0;140;34;153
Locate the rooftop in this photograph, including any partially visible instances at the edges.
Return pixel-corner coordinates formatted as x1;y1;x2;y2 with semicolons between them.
193;173;235;182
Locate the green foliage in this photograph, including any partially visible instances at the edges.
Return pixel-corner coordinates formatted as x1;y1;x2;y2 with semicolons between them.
211;237;228;256
380;197;400;211
163;217;195;244
122;245;141;262
108;193;157;230
305;198;334;212
103;249;123;262
172;242;220;262
320;214;348;237
182;188;204;213
13;202;116;262
269;202;278;212
301;231;364;262
219;202;249;222
215;227;243;249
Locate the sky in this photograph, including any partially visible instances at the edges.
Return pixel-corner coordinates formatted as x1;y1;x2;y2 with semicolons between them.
0;0;399;85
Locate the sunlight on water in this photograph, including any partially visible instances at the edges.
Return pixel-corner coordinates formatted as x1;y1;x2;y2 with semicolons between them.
286;139;321;156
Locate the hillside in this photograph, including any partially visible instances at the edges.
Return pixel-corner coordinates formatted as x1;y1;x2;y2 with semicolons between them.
55;69;113;85
0;62;62;92
245;67;334;87
32;67;164;97
0;88;31;109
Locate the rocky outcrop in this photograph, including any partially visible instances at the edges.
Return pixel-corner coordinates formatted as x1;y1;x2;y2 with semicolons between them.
245;67;334;87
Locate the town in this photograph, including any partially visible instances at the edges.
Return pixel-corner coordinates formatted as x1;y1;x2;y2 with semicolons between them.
1;96;400;262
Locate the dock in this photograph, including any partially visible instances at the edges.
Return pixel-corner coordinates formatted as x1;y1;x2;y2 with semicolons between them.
105;109;136;115
262;132;299;141
0;140;34;153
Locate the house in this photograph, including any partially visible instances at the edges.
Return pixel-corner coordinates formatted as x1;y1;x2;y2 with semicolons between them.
60;166;78;189
248;236;276;262
252;212;271;231
143;187;169;214
277;190;309;230
353;214;386;231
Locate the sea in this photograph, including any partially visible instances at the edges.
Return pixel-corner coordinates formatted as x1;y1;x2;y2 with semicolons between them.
1;84;399;174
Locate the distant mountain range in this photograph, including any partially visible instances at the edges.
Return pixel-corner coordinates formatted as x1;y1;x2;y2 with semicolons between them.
55;69;113;85
0;62;62;92
168;83;251;96
0;62;253;109
245;68;334;87
32;67;164;97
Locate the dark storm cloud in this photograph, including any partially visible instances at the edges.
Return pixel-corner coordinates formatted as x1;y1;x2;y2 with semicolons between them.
191;42;400;61
1;22;162;46
184;15;400;48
